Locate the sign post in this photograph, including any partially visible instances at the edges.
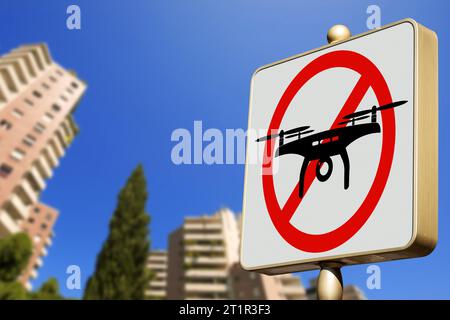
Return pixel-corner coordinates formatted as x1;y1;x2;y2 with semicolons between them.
241;19;438;300
317;24;352;301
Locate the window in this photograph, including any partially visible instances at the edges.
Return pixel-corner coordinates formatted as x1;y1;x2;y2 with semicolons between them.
12;108;24;118
0;164;13;178
23;134;36;147
56;69;64;76
41;223;47;230
49;75;57;83
0;119;12;130
28;217;35;224
32;90;42;98
24;98;34;106
34;207;40;214
46;213;53;221
66;87;74;95
60;94;68;102
42;113;53;123
52;103;61;112
34;122;46;134
42;82;50;90
10;148;25;161
71;81;79;89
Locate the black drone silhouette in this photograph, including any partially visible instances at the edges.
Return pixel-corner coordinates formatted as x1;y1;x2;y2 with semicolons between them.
256;100;407;197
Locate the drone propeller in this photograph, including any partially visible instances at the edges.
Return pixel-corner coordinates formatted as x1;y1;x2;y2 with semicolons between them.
256;125;310;142
284;125;311;135
300;129;314;135
339;115;370;125
342;100;408;120
255;133;280;142
285;129;315;139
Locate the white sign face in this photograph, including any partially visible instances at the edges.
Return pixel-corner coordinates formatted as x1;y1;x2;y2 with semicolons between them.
241;21;417;271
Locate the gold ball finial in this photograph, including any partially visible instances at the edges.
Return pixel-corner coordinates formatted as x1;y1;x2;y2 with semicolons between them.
327;24;351;44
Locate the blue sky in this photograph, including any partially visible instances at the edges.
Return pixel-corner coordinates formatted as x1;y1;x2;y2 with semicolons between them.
0;0;449;299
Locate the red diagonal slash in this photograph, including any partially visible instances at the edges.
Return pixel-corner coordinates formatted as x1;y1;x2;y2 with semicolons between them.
282;75;371;221
261;50;395;253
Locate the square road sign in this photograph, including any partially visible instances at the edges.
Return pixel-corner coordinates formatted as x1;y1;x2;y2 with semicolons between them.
241;19;438;274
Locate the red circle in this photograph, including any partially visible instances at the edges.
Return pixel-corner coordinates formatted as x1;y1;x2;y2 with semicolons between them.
262;50;395;253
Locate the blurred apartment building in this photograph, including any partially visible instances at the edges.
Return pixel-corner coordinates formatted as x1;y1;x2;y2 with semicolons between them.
0;44;86;289
146;250;168;299
147;209;307;300
18;203;58;286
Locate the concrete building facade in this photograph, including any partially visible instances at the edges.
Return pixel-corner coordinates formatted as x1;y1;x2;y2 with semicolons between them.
146;250;168;299
0;43;86;289
153;208;307;300
167;209;239;299
18;203;58;289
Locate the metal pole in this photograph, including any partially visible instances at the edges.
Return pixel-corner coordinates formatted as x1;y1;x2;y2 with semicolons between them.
317;263;343;300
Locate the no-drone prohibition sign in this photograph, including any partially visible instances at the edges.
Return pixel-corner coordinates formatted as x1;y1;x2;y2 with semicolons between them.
241;19;438;274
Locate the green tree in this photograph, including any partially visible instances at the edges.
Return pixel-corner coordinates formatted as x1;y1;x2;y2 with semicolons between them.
0;233;32;282
0;281;28;300
0;233;32;300
84;165;151;300
30;277;63;300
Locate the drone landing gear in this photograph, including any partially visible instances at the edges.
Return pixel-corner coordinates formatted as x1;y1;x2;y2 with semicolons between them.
298;150;350;198
299;158;309;198
340;149;350;190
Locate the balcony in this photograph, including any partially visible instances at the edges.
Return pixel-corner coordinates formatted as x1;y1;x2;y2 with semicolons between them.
44;145;59;168
30;269;38;279
24;282;32;291
19;179;39;204
148;255;167;263
56;128;69;148
185;269;228;278
147;263;165;270
184;256;227;266
29;166;46;191
155;271;167;279
185;216;221;224
145;289;165;298
185;283;228;293
184;233;223;241
149;280;166;288
8;193;29;220
185;245;224;253
66;115;79;136
51;137;65;158
0;210;20;237
36;155;53;179
281;286;306;296
61;119;74;140
184;223;222;231
35;257;43;268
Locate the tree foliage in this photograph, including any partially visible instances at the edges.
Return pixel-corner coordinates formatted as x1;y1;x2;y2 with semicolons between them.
0;231;65;300
30;277;63;300
0;232;32;282
0;281;28;300
84;165;151;299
